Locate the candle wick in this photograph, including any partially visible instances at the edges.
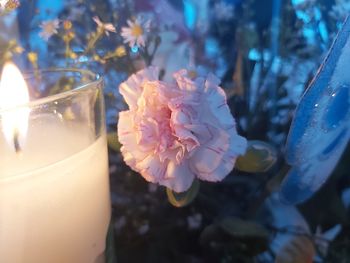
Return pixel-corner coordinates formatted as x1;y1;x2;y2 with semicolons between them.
13;128;21;154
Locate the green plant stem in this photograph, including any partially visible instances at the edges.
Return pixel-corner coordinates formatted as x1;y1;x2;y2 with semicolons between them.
244;164;291;219
141;37;160;66
64;41;71;66
126;50;137;73
148;38;160;65
84;28;104;55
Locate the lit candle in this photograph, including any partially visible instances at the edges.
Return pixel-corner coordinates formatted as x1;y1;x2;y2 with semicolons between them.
0;62;30;153
0;63;111;263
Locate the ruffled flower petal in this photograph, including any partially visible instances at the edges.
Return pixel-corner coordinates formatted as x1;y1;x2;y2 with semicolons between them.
198;133;247;181
190;125;230;176
205;78;235;128
161;161;195;192
118;111;149;165
119;67;159;110
136;154;167;183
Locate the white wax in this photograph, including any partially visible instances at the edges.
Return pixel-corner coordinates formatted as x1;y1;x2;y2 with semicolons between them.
0;118;111;263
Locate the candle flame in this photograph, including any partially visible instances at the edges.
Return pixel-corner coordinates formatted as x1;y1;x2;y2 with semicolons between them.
0;62;30;151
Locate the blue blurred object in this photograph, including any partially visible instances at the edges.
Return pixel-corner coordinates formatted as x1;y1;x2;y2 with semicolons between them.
280;16;350;204
183;0;197;30
28;0;64;64
131;46;139;53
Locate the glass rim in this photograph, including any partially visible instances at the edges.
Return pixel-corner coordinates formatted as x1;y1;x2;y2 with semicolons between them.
0;67;103;113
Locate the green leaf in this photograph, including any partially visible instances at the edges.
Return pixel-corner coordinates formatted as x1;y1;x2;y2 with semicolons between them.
107;132;121;152
199;217;269;256
266;164;291;193
166;179;200;207
236;140;277;173
105;222;117;263
199;224;222;247
218;217;269;240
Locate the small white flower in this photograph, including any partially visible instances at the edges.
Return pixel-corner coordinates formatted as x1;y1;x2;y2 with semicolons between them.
314;224;341;260
93;16;116;36
214;2;235;21
39;19;59;41
138;223;149;235
187;213;202;230
0;0;7;11
0;0;20;12
121;18;151;48
114;216;127;231
148;183;158;193
109;164;117;173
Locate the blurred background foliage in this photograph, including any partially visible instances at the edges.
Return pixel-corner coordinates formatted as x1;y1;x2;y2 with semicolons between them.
1;0;350;262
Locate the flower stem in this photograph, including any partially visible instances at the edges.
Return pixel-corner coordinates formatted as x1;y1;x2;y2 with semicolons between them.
244;163;291;219
84;28;104;55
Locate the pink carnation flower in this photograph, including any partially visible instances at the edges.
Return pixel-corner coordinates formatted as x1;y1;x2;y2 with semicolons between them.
118;67;247;192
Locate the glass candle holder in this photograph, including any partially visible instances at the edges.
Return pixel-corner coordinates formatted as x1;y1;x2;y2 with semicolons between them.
0;68;111;263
